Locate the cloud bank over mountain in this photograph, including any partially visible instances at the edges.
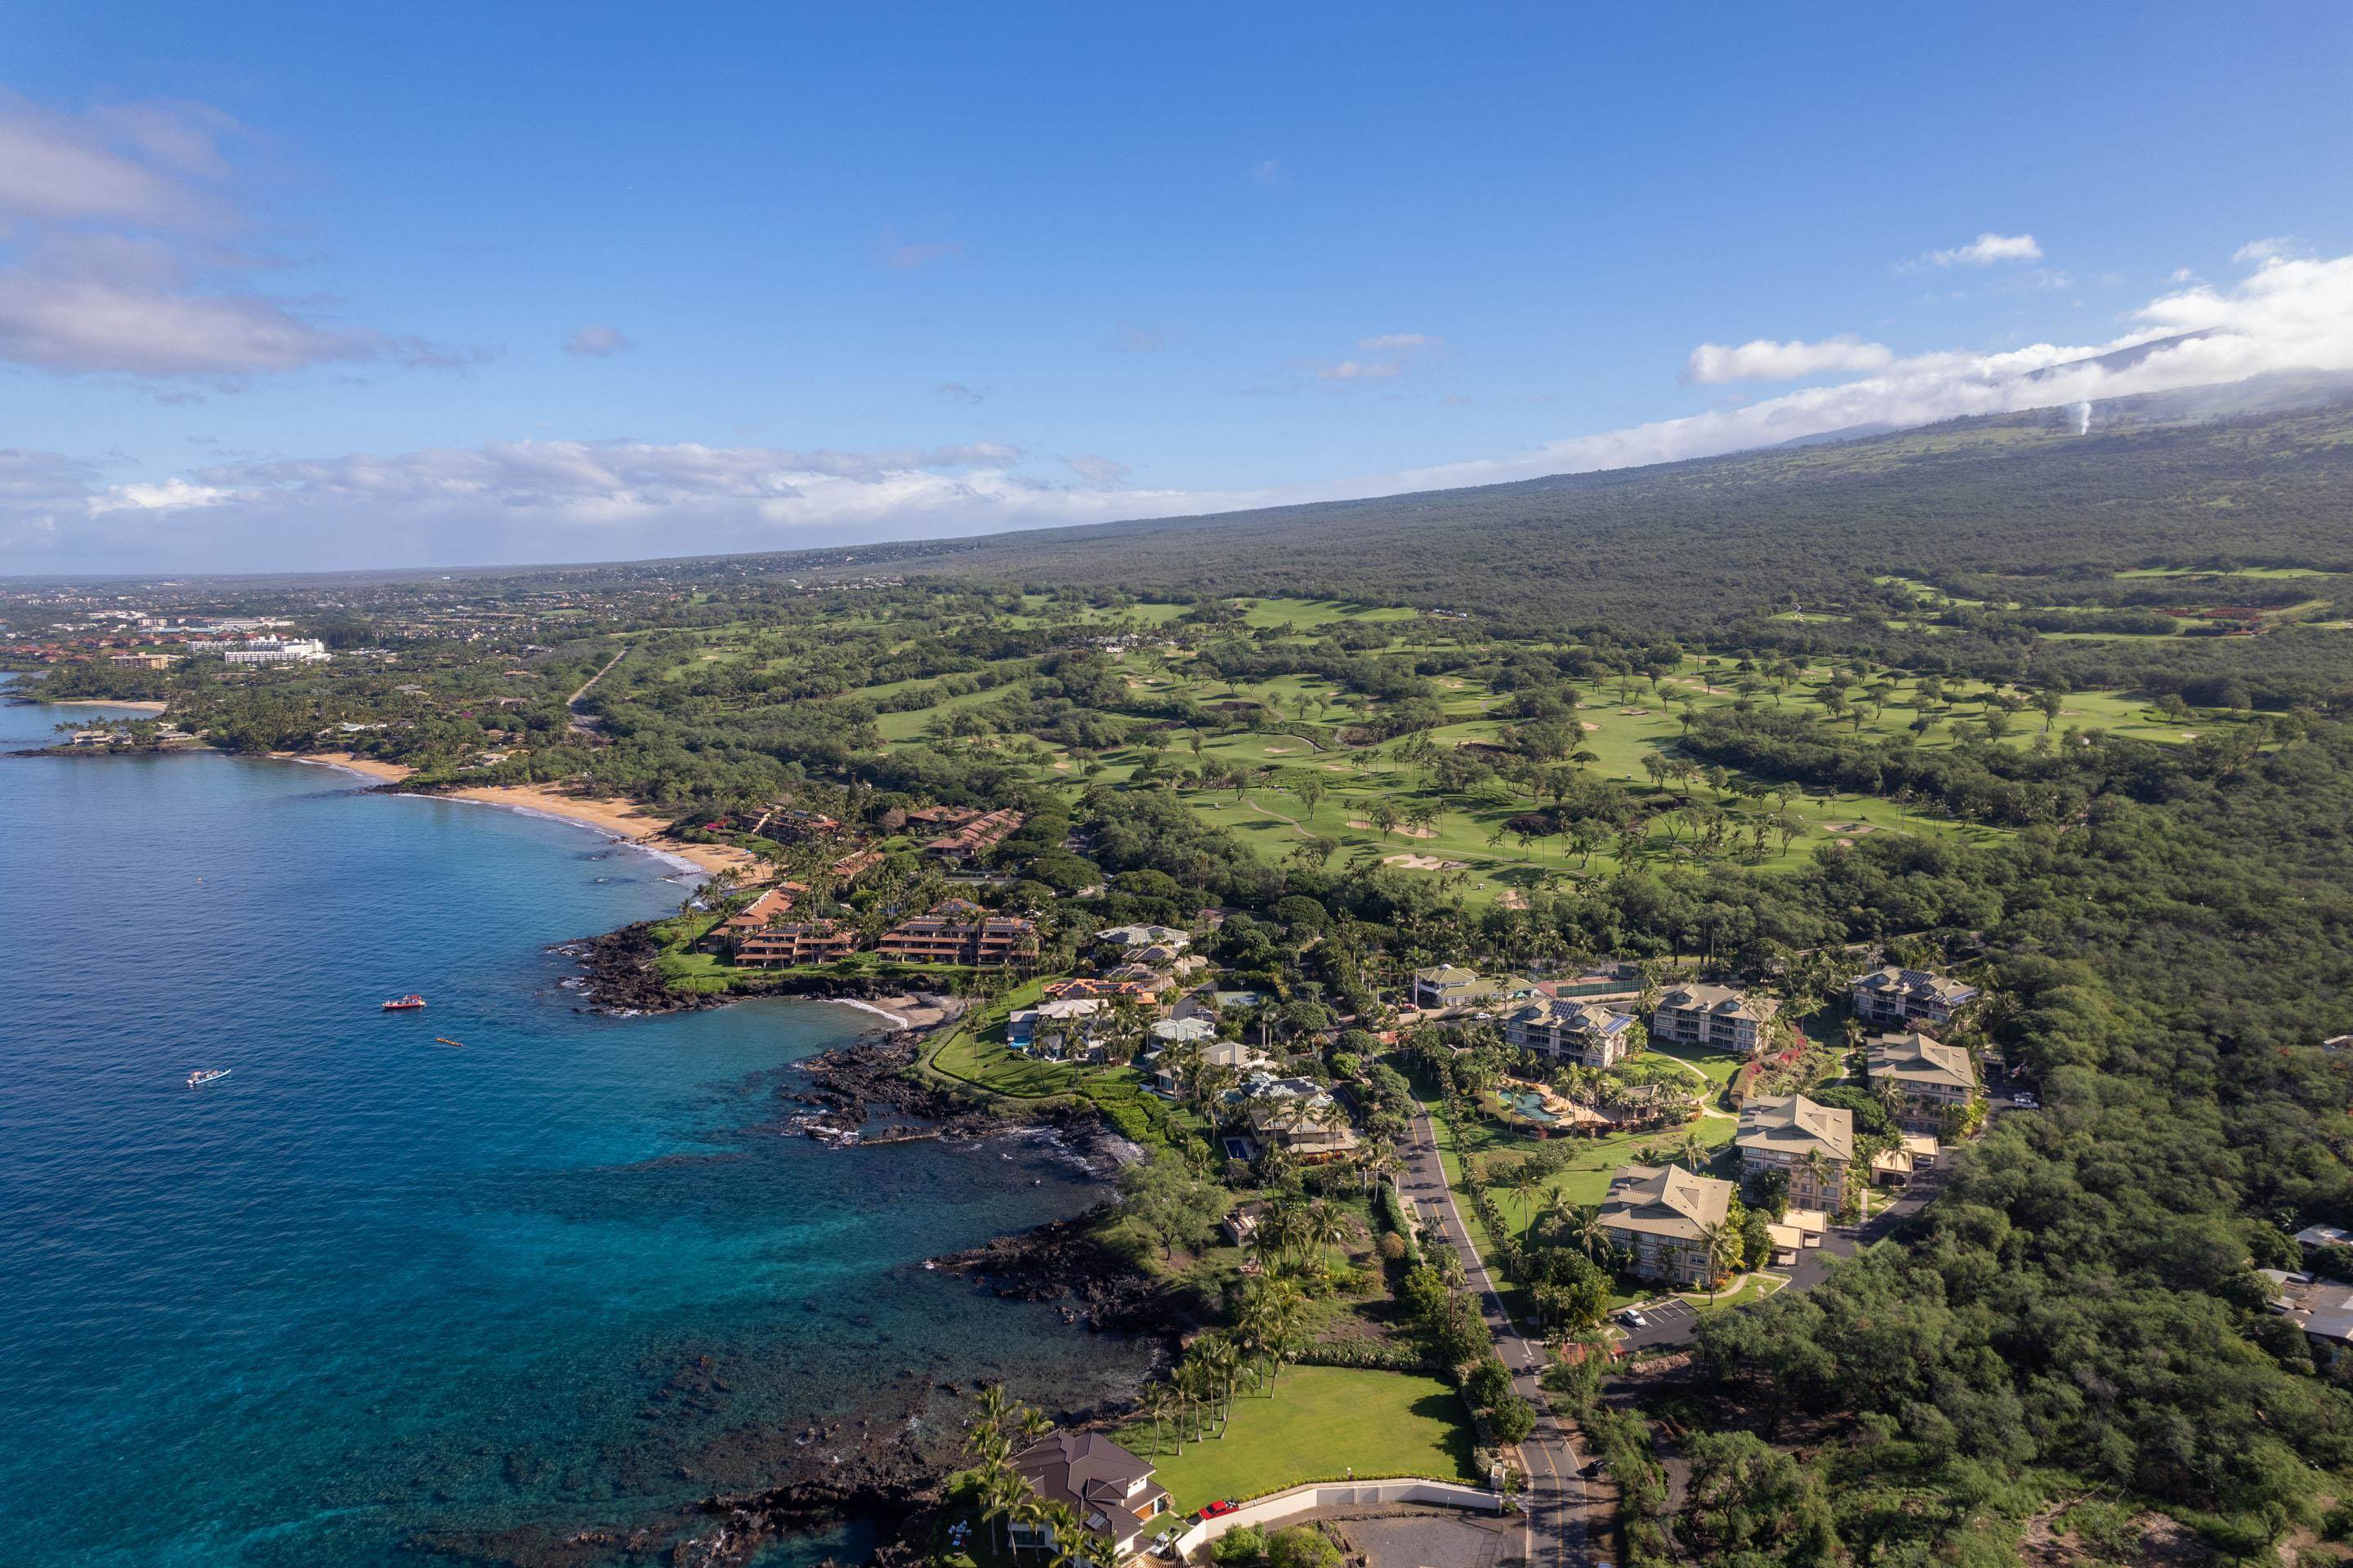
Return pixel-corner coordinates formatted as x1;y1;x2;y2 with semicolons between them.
9;247;2353;572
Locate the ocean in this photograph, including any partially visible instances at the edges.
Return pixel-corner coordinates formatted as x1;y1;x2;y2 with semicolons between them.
0;681;1145;1566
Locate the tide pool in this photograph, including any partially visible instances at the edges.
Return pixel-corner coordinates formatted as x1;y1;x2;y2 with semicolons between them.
0;685;1144;1566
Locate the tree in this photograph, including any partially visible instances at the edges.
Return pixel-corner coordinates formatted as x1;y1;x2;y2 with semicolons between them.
1489;1394;1538;1445
1117;1156;1225;1258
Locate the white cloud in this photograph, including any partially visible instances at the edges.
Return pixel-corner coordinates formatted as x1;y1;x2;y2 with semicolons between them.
1921;231;2043;267
1062;454;1131;487
563;324;632;357
0;93;473;384
87;476;230;514
1318;360;1401;381
1682;334;1893;385
2233;236;2302;266
1247;159;1284;185
935;381;986;404
16;242;2353;572
1359;333;1442;351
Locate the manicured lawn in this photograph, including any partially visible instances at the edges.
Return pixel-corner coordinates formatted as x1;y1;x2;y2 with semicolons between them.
1118;1366;1476;1511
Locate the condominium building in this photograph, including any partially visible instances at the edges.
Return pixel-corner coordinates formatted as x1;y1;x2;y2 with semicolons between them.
732;921;857;967
875;908;1038;965
1735;1093;1855;1212
1600;1164;1737;1285
1503;997;1640;1070
1652;983;1779;1055
1851;966;1980;1030
1865;1030;1977;1131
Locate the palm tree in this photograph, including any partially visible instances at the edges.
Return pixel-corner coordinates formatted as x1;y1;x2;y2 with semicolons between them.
1695;1218;1739;1302
1139;1382;1175;1458
1560;1200;1610;1261
1797;1148;1835;1211
1040;1503;1092;1568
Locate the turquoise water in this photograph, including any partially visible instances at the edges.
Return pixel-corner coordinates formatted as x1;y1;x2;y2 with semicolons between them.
0;684;1144;1566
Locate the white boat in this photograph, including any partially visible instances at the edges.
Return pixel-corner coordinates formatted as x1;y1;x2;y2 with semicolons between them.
187;1068;231;1088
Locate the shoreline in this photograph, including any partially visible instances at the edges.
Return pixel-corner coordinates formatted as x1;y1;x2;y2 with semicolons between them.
42;698;170;713
274;752;764;878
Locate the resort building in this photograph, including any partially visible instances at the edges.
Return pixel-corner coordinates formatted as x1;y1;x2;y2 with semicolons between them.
1651;983;1779;1055
1097;923;1190;953
828;847;885;883
220;637;330;664
1865;1030;1978;1131
920;807;1025;862
875;907;1038;966
731;921;856;967
1228;1072;1360;1162
1042;976;1163;1004
1851;966;1980;1030
1502;997;1640;1069
1735;1093;1855;1212
1010;1431;1172;1566
1599;1164;1737;1285
716;883;809;942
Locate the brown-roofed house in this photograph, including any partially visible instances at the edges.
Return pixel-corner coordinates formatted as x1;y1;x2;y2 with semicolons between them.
1010;1432;1171;1565
1866;1030;1978;1131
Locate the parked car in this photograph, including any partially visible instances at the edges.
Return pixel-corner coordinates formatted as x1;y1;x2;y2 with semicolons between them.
1580;1459;1606;1478
2013;1091;2039;1109
1200;1500;1238;1519
1617;1308;1648;1329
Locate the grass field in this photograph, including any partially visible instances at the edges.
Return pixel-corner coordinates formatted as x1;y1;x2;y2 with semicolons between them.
1116;1366;1476;1511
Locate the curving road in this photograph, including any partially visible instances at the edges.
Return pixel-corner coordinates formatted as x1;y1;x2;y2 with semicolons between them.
1399;1104;1590;1568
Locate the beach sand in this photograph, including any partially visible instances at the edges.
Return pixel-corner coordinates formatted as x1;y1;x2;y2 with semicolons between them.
50;699;170;713
279;753;763;878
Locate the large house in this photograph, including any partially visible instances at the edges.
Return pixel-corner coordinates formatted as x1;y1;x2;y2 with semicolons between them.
875;906;1038;966
1229;1071;1359;1162
1151;1037;1272;1095
1736;1093;1855;1212
1503;997;1640;1069
1851;966;1980;1030
1010;998;1109;1057
1412;965;1539;1011
1600;1164;1738;1285
1011;1431;1172;1566
1866;1030;1977;1131
1097;923;1190;953
1652;983;1779;1055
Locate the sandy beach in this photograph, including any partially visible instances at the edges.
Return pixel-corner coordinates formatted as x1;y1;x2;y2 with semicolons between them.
279;753;764;878
49;699;170;714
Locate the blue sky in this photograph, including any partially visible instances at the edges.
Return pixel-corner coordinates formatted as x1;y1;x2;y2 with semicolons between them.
2;1;2349;571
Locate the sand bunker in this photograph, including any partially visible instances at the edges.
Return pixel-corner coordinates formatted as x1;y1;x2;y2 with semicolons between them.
1580;721;1601;731
1349;820;1440;838
1384;853;1471;870
1265;746;1297;754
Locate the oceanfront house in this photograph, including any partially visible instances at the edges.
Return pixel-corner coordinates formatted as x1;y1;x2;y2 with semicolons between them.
1150;1036;1271;1096
1651;983;1779;1055
1009;998;1109;1059
1600;1164;1737;1285
1411;965;1540;1012
2261;1271;2353;1369
1865;1030;1978;1132
875;907;1038;966
1010;1431;1172;1566
919;807;1025;863
1043;976;1166;1004
1502;997;1640;1069
1736;1093;1855;1213
1099;963;1179;998
731;920;857;967
1096;923;1190;954
1851;966;1980;1031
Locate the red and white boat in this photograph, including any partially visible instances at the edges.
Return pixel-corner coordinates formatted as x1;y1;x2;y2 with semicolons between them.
382;994;427;1011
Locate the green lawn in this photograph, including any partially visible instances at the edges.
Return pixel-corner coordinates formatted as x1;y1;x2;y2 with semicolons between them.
1118;1366;1476;1511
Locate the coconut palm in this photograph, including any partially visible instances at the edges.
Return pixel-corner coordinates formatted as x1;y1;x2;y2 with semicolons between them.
1694;1218;1739;1302
1797;1148;1836;1210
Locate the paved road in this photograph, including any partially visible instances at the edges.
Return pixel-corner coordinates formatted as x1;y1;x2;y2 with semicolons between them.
566;646;627;735
1400;1106;1588;1568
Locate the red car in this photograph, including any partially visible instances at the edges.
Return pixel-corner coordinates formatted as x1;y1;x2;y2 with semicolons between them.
1199;1500;1238;1519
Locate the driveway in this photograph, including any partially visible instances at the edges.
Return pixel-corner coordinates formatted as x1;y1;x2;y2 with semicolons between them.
1399;1105;1588;1568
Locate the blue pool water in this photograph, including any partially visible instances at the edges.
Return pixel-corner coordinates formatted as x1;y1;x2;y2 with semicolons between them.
0;684;1144;1566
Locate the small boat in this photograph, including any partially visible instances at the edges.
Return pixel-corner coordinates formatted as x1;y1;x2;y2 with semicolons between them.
382;994;426;1011
188;1068;230;1088
431;1037;465;1049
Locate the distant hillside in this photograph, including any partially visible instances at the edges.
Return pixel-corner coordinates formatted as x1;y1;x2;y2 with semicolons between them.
766;374;2353;631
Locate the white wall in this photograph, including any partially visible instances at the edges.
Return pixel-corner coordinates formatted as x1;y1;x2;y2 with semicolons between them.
1169;1476;1500;1558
